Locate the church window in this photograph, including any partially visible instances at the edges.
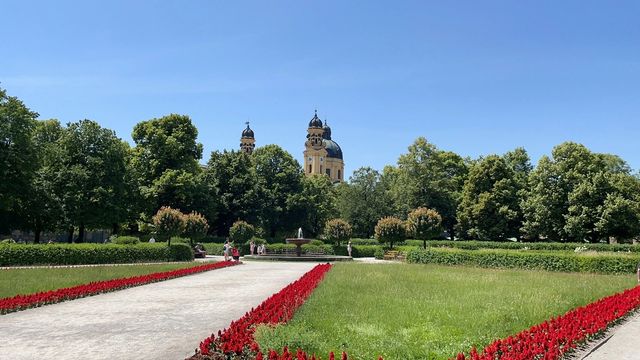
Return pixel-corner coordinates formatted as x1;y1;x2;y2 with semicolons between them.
326;168;331;177
308;165;312;173
338;169;341;180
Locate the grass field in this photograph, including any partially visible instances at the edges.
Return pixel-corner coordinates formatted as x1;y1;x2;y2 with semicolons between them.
0;262;203;298
255;263;637;360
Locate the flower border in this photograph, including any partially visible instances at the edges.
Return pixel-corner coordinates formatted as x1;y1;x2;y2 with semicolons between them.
0;260;237;315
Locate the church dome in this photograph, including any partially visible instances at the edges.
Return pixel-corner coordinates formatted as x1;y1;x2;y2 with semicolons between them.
308;110;323;128
322;120;332;140
323;139;343;160
241;123;254;138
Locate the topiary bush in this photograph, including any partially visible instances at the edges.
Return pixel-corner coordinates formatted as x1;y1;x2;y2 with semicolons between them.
229;221;256;244
153;206;185;246
375;216;406;249
168;243;194;261
324;219;352;246
374;247;385;260
111;236;140;245
406;207;442;249
183;211;209;246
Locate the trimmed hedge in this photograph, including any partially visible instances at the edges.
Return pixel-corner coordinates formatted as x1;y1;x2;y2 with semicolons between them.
204;243;384;257
111;236;140;245
423;240;640;253
406;247;640;274
0;243;194;266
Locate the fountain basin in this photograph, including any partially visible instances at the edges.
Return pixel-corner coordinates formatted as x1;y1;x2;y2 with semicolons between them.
285;238;312;256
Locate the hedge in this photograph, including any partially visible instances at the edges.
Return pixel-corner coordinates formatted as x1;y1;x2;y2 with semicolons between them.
203;243;380;258
406;247;640;274
0;243;194;266
422;240;640;253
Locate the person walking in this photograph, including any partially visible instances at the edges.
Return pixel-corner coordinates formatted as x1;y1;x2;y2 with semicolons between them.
249;240;255;255
223;240;231;261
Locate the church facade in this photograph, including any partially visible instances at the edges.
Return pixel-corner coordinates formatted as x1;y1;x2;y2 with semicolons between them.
239;111;344;183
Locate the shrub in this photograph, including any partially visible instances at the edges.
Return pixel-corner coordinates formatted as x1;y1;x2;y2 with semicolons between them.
309;239;325;246
170;236;191;244
0;243;193;266
374;247;384;260
425;240;640;253
334;245;379;258
169;243;194;261
406;207;442;249
406;247;640;274
229;221;256;244
349;238;379;246
375;217;406;249
323;219;352;246
183;211;209;246
1;238;16;244
152;206;185;245
111;236;140;245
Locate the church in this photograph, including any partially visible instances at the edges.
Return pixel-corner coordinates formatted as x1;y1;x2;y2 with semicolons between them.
239;110;345;183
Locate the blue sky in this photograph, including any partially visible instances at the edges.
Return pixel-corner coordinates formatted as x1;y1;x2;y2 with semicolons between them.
2;1;639;177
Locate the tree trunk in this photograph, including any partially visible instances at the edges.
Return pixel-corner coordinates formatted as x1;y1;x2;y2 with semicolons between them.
78;223;85;243
112;223;119;236
34;225;41;244
423;239;427;249
67;226;74;243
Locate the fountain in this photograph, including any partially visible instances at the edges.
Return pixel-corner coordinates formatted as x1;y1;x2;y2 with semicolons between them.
243;227;352;262
285;228;311;257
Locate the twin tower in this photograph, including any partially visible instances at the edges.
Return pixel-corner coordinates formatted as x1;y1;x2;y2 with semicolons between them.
239;110;345;183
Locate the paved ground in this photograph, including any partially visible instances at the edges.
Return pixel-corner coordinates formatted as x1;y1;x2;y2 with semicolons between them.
0;261;318;360
580;312;640;359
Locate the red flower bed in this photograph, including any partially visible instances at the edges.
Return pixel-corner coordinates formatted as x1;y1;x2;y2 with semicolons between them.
0;261;237;314
191;263;332;360
454;285;640;360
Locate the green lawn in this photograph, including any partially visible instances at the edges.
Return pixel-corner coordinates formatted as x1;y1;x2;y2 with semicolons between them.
256;263;637;360
0;262;203;298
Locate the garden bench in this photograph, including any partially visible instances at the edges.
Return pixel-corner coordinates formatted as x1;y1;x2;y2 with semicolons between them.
383;250;405;261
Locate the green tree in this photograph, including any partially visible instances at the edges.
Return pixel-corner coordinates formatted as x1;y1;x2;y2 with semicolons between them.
335;167;394;238
229;220;256;244
253;145;304;238
389;137;468;239
521;142;636;242
131;114;204;216
374;216;406;249
183;211;209;246
0;87;39;233
51;120;129;242
289;174;337;237
324;218;352;246
406;207;442;248
22;120;64;242
203;150;259;235
152;206;185;246
457;155;521;240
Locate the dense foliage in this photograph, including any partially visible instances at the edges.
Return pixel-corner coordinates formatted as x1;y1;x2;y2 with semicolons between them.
2;86;639;244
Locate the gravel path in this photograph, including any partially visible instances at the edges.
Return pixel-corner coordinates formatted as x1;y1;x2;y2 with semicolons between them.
0;261;318;360
578;313;640;360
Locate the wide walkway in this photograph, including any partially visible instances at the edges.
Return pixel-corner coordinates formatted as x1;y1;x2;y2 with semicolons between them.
581;312;640;360
0;261;318;360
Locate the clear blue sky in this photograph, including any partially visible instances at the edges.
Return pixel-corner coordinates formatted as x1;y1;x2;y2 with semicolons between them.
2;1;639;177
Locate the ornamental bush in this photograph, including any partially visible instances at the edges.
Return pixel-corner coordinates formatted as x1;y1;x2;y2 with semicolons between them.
424;240;640;253
0;243;193;266
152;206;185;246
323;219;352;246
406;207;442;249
183;211;209;246
111;236;140;245
375;216;406;249
229;221;256;244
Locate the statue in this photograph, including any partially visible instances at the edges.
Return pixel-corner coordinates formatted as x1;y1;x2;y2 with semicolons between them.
297;227;303;239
